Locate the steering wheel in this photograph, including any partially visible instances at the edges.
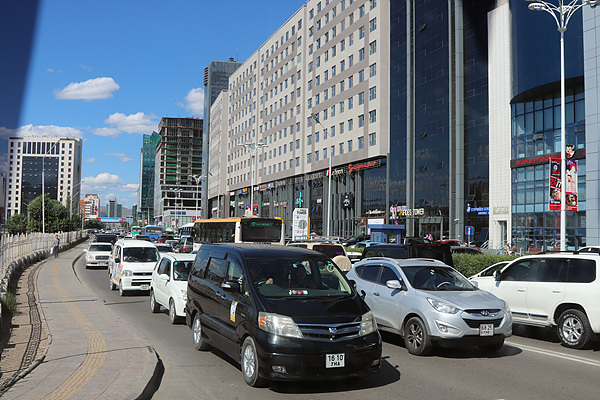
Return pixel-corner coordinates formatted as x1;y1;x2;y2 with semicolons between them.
436;281;452;289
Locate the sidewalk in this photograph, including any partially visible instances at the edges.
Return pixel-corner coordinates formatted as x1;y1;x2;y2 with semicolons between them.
0;242;160;399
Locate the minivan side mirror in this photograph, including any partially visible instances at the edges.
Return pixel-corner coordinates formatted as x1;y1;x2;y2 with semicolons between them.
348;279;357;290
494;271;501;281
221;280;241;292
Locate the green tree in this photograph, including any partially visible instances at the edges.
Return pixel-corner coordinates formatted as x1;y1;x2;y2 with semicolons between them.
26;195;70;233
6;213;28;235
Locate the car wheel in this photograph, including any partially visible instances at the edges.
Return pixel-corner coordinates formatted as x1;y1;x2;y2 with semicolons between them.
241;336;266;387
558;309;592;349
118;280;126;296
169;299;179;324
150;290;160;313
109;277;116;291
192;314;209;351
404;317;432;356
479;337;505;353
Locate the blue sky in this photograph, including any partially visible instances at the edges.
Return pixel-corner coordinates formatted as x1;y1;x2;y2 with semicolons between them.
5;0;305;209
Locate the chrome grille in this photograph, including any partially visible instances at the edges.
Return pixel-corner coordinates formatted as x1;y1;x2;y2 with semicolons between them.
463;318;503;328
96;255;109;260
296;322;361;341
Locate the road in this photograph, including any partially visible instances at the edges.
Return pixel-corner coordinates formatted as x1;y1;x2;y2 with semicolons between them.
73;254;600;400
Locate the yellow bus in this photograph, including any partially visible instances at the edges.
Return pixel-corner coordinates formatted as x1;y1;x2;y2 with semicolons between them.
192;217;284;250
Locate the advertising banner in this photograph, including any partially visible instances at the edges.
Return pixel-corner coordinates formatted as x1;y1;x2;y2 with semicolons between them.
549;155;578;212
549;158;561;211
292;208;309;241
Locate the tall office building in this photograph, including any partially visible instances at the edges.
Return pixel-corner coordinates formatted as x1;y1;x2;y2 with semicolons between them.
5;136;82;218
108;199;117;218
137;132;160;223
202;59;243;217
154;117;203;228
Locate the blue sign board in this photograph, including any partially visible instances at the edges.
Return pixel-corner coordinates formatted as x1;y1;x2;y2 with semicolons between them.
465;226;474;236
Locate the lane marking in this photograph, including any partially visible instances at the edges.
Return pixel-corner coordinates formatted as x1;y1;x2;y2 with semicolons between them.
508;341;600;367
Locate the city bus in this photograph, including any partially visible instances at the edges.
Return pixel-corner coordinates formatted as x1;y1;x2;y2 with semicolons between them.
131;226;142;236
192;217;284;250
141;225;163;242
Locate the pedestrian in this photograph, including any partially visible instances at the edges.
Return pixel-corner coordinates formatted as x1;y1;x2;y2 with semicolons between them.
53;234;60;258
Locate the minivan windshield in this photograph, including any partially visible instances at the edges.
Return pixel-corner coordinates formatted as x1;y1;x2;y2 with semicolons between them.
89;244;112;252
246;256;353;298
402;266;476;291
122;247;159;262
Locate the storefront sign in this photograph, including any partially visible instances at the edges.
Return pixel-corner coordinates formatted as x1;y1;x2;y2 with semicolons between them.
466;204;489;215
349;160;381;174
341;193;354;208
306;171;325;181
493;206;509;215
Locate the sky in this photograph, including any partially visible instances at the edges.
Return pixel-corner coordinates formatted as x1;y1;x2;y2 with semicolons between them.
2;0;306;209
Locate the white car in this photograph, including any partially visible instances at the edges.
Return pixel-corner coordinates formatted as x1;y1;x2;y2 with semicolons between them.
84;242;113;268
108;239;160;296
471;253;600;349
468;261;509;279
150;253;196;324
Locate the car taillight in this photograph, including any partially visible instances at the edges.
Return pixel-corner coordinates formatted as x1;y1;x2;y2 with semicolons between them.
182;247;188;252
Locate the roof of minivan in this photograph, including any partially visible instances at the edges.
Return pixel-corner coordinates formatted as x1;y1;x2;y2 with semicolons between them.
115;239;159;248
201;243;322;258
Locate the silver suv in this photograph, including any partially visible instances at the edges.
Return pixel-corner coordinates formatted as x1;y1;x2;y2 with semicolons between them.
347;257;512;355
471;252;600;349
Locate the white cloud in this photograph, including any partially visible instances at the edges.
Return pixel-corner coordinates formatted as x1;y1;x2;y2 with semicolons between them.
183;87;205;117
85;158;96;163
92;127;120;137
54;77;119;100
0;127;16;139
82;173;138;208
10;124;84;138
105;152;134;162
104;112;157;135
123;183;139;192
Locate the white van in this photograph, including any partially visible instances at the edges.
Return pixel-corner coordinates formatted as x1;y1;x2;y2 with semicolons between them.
108;239;160;296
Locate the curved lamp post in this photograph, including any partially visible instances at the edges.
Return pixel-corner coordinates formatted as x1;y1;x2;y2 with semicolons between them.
525;0;599;250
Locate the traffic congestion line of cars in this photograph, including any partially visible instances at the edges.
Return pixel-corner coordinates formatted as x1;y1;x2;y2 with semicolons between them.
82;235;600;387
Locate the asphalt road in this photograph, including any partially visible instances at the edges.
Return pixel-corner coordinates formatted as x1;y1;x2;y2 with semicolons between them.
74;254;600;400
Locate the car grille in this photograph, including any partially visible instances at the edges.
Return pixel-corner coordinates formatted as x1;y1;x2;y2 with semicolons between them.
133;272;152;276
296;322;361;342
462;318;504;328
96;256;109;260
131;281;151;286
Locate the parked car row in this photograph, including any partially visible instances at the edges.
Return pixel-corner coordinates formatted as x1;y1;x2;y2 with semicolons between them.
82;238;600;388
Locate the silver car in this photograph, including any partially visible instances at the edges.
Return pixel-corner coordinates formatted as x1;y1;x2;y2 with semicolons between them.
346;257;512;355
84;242;113;268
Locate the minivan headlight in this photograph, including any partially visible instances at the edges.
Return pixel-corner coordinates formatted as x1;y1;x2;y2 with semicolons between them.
258;312;303;339
427;298;460;314
360;311;378;336
122;270;133;277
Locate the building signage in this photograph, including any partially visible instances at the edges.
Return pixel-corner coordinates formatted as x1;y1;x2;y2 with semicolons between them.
349;160;381;173
292;208;309;241
493;206;509;215
306;171;325;181
328;167;347;176
550;156;578;211
341;193;354;208
466;204;489;215
275;179;289;187
168;210;187;215
260;184;267;191
511;148;586;168
389;206;425;216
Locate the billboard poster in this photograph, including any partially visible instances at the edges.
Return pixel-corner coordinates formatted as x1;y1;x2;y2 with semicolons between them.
549;153;578;212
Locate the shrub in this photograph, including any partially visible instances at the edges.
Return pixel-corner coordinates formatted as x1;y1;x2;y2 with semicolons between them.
452;254;519;277
0;291;18;315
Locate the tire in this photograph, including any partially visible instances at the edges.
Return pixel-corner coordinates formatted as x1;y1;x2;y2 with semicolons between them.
119;280;126;296
150;290;160;313
557;309;592;349
404;317;433;356
169;299;179;324
479;337;505;353
109;277;116;291
192;314;209;351
241;336;266;387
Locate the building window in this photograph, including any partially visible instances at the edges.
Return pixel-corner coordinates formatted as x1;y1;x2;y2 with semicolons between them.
369;86;376;100
359;48;365;61
359;137;364;149
369;132;376;146
359;26;365;39
369;41;377;55
359;92;364;105
358;115;364;127
369;110;377;123
369;18;376;32
370;63;376;77
348;140;353;152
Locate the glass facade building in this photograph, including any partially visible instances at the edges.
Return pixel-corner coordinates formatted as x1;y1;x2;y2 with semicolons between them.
138;131;160;222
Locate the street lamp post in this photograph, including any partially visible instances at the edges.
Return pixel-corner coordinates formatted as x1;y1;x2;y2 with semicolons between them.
42;139;60;234
189;174;202;220
173;188;183;230
526;0;598;250
311;113;332;237
241;141;268;216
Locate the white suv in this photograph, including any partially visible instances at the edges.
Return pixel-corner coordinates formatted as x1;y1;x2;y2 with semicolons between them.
471;252;600;349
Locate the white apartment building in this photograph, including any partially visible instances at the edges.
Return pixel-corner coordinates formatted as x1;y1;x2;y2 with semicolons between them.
5;136;82;218
208;89;228;217
217;0;387;236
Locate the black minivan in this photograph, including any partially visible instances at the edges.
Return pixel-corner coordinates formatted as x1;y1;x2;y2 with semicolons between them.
185;243;382;386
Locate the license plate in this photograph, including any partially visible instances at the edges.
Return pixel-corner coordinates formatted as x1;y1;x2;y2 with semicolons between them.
480;323;494;336
140;285;150;291
325;353;345;368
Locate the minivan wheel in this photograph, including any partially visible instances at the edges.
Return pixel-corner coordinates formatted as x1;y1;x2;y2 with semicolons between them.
169;299;178;324
479;337;505;353
241;337;266;387
404;317;432;356
193;314;209;351
150;290;160;313
118;281;126;296
109;277;116;291
558;309;592;349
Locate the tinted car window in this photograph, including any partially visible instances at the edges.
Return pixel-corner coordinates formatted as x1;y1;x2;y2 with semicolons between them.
123;247;159;262
89;244;112;252
191;251;210;278
502;260;536;281
535;259;567;282
157;259;169;274
568;259;596;283
173;260;192;281
206;258;228;285
357;265;381;283
378;266;398;285
313;244;345;258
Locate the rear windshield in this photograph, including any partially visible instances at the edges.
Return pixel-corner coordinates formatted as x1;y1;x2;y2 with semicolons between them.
313;244;345;258
246;256;352;298
89;244;112;252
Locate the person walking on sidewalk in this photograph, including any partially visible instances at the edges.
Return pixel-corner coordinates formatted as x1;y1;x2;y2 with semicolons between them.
53;234;60;258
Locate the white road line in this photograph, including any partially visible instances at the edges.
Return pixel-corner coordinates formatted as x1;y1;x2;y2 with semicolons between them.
507;341;600;367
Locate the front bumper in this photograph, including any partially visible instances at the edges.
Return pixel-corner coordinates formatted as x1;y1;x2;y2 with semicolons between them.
425;309;513;342
120;276;152;291
254;330;382;381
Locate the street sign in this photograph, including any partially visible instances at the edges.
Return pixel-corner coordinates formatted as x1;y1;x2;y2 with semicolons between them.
465;226;474;238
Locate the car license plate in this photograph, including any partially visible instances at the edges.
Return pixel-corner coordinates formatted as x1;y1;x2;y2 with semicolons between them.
326;353;345;368
140;285;150;291
480;323;494;336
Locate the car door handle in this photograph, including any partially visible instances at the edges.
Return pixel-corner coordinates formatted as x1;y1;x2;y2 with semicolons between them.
373;292;380;296
552;290;562;293
517;288;526;292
